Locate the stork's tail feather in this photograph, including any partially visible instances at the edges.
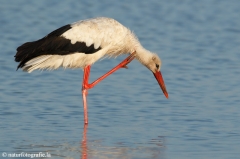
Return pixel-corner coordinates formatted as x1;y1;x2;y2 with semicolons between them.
15;40;42;70
15;24;72;71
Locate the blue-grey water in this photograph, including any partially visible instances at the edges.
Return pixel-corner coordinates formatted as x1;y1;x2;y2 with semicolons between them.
1;0;240;159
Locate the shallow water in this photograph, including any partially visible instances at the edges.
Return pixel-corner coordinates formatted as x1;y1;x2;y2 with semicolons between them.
1;0;240;159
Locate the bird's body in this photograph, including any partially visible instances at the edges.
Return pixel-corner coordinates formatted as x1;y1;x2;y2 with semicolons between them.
15;17;168;124
15;17;141;72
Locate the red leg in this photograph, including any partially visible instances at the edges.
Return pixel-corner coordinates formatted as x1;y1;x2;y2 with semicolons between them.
81;52;136;124
82;65;91;124
84;52;136;89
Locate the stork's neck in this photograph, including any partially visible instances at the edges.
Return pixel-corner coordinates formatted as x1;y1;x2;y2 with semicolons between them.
135;45;153;67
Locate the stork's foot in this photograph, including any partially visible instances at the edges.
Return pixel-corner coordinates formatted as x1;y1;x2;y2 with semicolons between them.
119;51;136;69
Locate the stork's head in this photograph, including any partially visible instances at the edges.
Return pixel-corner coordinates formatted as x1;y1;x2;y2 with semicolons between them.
137;52;168;99
146;54;161;73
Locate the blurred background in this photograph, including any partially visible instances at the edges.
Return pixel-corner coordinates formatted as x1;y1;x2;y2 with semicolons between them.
1;0;240;159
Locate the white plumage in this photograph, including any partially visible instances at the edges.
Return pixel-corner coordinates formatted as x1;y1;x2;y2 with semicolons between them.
21;17;143;72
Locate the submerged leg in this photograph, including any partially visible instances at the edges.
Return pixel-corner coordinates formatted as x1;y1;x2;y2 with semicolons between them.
81;124;88;159
81;52;136;124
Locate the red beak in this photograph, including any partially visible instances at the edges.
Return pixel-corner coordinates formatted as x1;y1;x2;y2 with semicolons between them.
153;71;168;98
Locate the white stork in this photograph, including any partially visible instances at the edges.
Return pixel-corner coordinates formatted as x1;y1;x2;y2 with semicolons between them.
15;17;168;124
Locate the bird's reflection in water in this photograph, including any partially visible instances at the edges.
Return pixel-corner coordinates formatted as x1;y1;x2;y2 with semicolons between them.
14;125;165;159
79;124;165;159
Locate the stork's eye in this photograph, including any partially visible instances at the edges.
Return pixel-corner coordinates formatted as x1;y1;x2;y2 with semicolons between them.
156;64;159;69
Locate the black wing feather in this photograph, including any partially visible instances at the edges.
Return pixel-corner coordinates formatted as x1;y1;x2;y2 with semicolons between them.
15;24;101;69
